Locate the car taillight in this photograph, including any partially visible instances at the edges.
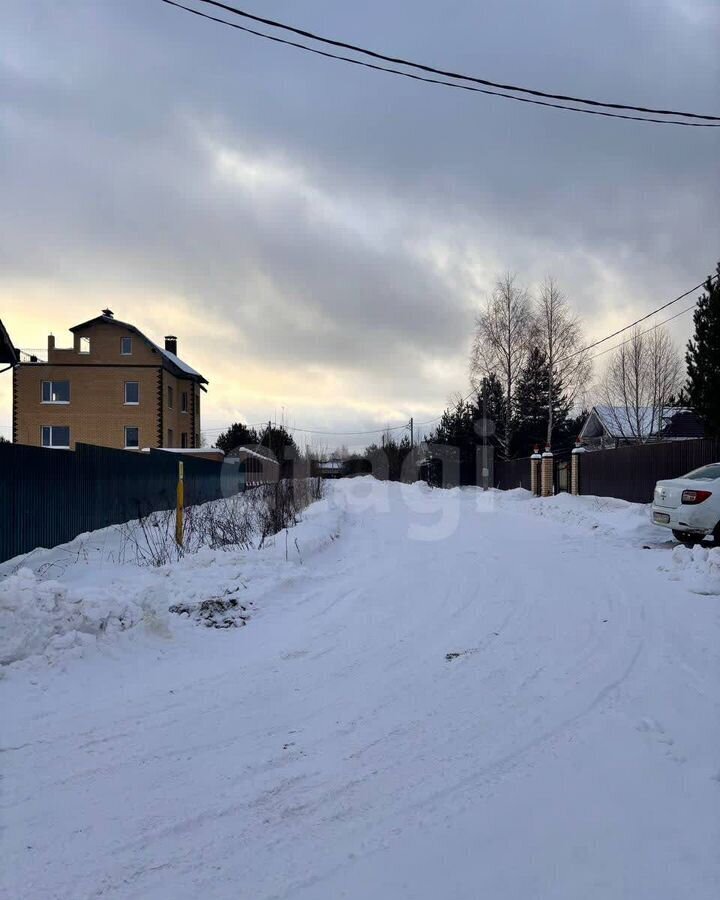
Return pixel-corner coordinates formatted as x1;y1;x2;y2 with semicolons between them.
681;489;712;504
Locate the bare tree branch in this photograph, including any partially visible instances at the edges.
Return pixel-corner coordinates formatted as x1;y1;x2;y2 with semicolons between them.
601;325;682;443
470;273;532;456
534;277;592;446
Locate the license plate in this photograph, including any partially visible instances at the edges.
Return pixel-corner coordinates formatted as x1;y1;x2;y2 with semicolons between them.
653;511;670;524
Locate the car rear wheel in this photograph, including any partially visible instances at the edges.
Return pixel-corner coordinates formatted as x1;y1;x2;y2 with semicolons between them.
672;529;702;546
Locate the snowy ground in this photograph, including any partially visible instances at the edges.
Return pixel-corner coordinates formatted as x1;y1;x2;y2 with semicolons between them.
2;479;720;899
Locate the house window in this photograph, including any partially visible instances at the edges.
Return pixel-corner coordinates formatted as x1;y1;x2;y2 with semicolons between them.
124;426;139;449
181;432;188;449
41;425;70;448
79;337;90;354
181;391;188;413
167;428;174;446
124;381;139;404
121;336;132;355
41;380;70;404
167;385;174;409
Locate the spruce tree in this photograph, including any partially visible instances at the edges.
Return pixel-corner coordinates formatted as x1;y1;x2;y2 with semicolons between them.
476;373;507;458
215;422;259;453
513;347;571;455
686;263;720;436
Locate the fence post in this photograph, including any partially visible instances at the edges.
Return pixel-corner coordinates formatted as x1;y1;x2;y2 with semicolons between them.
530;446;542;496
176;461;184;546
571;440;585;496
541;445;554;497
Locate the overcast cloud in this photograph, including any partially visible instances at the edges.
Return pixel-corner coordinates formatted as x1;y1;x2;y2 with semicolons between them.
1;0;718;446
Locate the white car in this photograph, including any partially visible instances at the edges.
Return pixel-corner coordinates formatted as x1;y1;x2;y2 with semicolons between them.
652;463;720;545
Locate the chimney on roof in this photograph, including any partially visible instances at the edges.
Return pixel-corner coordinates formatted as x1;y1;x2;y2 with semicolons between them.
165;335;177;355
102;308;114;318
48;334;55;351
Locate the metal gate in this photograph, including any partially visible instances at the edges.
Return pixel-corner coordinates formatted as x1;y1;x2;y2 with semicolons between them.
554;450;572;494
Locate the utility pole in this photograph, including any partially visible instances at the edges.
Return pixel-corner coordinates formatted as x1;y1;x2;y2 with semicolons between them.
409;417;414;448
482;394;489;491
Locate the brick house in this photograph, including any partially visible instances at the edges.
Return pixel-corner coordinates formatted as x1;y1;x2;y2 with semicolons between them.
13;310;208;451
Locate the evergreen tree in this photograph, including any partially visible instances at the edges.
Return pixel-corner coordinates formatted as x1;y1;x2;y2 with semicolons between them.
364;433;412;481
259;424;298;462
477;373;506;458
215;422;259;454
513;347;571;455
686;263;720;436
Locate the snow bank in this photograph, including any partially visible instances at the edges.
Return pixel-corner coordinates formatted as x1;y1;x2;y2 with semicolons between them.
499;488;661;544
663;544;720;595
0;568;171;666
0;486;344;671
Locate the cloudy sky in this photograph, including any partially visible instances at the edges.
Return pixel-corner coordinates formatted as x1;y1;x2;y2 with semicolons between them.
1;0;718;448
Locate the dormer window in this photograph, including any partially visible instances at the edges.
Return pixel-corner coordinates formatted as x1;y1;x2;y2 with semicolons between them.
121;336;132;355
79;336;90;354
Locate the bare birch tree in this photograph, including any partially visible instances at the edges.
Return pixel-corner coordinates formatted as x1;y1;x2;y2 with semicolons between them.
601;325;682;443
534;278;592;446
470;274;532;456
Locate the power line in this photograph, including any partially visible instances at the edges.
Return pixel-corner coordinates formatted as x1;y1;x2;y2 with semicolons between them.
161;1;719;127
285;423;408;436
201;421;410;436
557;275;716;363
180;0;720;123
587;301;697;362
419;275;714;428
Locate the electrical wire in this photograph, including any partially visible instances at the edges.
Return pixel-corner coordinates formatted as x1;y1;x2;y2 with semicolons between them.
557;275;717;363
418;275;714;429
161;1;720;127
184;0;720;122
586;301;697;362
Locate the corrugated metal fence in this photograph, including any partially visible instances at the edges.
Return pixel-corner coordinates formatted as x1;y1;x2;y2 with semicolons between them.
580;438;720;503
0;443;245;564
495;456;532;491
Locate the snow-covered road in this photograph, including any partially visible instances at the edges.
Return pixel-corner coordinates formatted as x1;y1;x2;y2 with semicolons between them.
3;481;720;899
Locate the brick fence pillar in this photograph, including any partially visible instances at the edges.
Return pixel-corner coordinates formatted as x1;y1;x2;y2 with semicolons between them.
530;446;542;496
571;440;586;496
541;446;554;497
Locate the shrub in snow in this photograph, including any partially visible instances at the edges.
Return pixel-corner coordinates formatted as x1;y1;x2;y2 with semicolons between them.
119;478;325;566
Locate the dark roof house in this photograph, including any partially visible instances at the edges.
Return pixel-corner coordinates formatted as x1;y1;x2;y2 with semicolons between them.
579;404;705;448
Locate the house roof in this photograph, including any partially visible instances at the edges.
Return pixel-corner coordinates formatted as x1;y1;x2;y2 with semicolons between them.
69;313;208;384
580;405;704;441
0;319;18;365
226;445;280;465
591;404;659;439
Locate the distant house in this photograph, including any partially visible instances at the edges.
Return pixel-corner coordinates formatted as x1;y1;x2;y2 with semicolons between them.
13;309;208;451
0;319;18;369
579;405;704;449
315;459;346;479
226;444;280;485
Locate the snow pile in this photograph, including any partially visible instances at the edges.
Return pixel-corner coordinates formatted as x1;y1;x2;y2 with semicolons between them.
665;544;720;595
0;567;172;666
499;489;660;544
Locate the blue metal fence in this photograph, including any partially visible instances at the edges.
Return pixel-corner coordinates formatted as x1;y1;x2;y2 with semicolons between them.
0;443;244;564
